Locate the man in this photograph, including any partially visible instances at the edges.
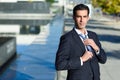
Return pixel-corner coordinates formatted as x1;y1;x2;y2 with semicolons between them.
55;4;107;80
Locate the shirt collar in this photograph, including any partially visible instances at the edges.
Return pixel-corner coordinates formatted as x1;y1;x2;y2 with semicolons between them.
74;27;88;36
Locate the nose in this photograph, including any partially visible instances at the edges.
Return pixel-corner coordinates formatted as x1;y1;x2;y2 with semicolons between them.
80;17;83;22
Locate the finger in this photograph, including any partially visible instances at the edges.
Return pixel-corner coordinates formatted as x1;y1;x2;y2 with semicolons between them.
88;52;93;57
89;54;93;59
89;55;92;59
84;40;90;45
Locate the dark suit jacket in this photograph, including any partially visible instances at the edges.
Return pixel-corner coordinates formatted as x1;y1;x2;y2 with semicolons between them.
55;29;107;80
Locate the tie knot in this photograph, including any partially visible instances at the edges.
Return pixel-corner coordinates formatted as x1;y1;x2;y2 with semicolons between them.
79;34;87;40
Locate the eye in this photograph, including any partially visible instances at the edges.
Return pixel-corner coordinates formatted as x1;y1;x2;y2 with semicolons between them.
83;16;87;18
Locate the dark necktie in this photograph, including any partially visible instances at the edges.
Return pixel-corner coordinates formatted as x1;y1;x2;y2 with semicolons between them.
79;34;93;52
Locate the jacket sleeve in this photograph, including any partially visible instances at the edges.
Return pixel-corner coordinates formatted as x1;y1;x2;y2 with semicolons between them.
55;35;82;70
94;33;107;64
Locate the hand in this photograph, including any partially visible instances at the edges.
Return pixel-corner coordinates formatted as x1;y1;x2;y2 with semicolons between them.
81;51;93;62
83;39;99;52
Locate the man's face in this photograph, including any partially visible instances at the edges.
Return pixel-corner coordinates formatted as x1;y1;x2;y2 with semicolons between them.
73;10;89;29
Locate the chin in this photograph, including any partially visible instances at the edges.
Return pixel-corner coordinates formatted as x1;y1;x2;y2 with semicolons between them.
78;26;85;29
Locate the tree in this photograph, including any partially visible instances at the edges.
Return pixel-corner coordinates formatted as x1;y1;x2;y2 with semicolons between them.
92;0;120;15
46;0;54;4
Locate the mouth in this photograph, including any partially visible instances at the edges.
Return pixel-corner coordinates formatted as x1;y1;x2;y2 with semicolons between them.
79;22;84;25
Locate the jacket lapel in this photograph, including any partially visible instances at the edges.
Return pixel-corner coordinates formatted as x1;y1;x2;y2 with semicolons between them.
71;29;86;52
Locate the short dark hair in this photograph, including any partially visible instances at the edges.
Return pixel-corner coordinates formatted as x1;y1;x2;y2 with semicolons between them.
73;4;89;16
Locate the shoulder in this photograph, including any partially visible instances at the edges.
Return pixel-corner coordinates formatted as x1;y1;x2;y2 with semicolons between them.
88;30;97;36
61;29;73;38
59;30;75;43
88;30;100;42
58;30;74;45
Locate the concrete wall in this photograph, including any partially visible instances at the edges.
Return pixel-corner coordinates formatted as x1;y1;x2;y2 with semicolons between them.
0;37;16;67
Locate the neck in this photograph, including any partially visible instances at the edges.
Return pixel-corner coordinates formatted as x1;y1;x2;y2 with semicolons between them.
79;28;86;34
75;25;86;34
